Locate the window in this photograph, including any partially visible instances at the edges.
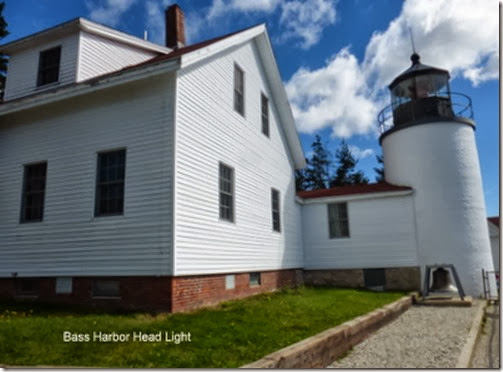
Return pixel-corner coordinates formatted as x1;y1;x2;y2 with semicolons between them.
225;275;235;290
55;277;73;294
93;280;120;297
363;269;386;290
37;46;61;86
16;279;39;296
249;272;261;286
261;93;269;137
219;163;234;222
271;188;281;232
95;149;126;216
328;202;350;238
20;162;47;223
234;64;245;116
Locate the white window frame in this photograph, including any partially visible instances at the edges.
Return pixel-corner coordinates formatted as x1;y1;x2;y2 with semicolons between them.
328;202;350;238
219;162;234;222
234;63;245;116
261;93;269;137
271;188;281;232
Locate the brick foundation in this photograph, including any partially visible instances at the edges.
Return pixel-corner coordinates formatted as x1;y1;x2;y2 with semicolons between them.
171;269;301;312
0;276;172;311
0;269;302;313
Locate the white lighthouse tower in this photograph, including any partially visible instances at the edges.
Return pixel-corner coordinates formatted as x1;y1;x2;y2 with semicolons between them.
378;53;494;296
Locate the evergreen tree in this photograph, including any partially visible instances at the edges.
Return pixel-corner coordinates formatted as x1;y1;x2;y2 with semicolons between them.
329;140;369;187
304;134;331;190
0;2;8;101
374;154;385;183
295;158;309;191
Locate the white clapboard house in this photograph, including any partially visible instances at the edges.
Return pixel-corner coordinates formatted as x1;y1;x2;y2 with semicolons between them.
0;5;496;311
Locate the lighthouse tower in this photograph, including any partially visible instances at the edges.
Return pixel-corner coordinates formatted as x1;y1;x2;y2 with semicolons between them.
378;53;494;295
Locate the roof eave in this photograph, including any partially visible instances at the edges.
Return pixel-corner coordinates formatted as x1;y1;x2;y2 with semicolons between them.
1;18;172;55
0;58;180;117
298;189;414;204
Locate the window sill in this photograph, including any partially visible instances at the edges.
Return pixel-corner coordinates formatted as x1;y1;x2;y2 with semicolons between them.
92;296;121;300
18;220;44;225
14;294;39;299
35;81;60;90
218;217;236;225
91;214;125;222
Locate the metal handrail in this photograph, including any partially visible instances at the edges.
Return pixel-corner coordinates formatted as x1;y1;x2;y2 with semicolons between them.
377;92;474;134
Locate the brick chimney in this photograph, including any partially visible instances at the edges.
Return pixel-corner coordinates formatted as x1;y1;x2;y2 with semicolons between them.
165;4;185;49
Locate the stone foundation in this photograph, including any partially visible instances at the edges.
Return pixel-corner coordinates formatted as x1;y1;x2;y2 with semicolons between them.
304;267;420;291
303;269;364;288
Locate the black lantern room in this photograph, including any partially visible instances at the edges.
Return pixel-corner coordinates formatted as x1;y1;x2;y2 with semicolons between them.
388;53;454;127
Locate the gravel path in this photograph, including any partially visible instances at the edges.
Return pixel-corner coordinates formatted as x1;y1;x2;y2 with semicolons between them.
470;303;500;368
328;302;481;368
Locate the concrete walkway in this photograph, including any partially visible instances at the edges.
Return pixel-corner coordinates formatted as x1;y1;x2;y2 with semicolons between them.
329;301;483;368
470;303;500;368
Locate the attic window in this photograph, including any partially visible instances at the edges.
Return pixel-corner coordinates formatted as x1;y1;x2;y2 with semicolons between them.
271;188;281;232
234;64;245;116
37;46;61;87
261;93;269;137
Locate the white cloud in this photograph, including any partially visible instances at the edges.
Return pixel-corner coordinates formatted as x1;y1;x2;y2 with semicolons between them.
144;0;171;45
287;0;499;138
348;145;374;160
205;0;335;49
86;0;137;27
285;48;378;138
279;0;336;49
363;0;499;88
208;0;281;19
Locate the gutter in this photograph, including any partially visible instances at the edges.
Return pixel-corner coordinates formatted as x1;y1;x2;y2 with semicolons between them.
297;189;414;205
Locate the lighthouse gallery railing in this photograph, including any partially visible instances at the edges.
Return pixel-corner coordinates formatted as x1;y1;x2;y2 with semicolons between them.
377;92;474;134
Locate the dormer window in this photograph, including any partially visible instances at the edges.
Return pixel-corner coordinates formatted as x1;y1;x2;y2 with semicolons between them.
37;46;61;87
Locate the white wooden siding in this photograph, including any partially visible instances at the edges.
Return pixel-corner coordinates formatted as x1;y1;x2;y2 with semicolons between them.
302;195;418;269
173;40;303;275
0;74;175;277
77;31;157;82
4;33;79;101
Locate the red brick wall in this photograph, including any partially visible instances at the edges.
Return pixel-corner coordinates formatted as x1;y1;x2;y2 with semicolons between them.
0;269;302;312
0;276;172;311
171;269;301;312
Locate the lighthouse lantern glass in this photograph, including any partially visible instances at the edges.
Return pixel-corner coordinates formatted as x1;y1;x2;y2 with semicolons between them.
390;70;452;126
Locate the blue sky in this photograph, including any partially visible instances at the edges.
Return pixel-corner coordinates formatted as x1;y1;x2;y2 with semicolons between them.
2;0;499;216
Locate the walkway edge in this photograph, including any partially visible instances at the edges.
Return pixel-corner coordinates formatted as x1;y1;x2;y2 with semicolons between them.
241;295;413;368
455;300;486;368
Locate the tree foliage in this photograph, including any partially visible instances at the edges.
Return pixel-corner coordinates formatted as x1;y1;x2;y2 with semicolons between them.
374;154;385;183
304;134;331;190
0;2;9;101
329;140;369;187
295;136;370;191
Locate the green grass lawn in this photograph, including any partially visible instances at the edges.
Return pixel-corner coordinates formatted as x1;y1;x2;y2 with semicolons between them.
0;287;404;368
